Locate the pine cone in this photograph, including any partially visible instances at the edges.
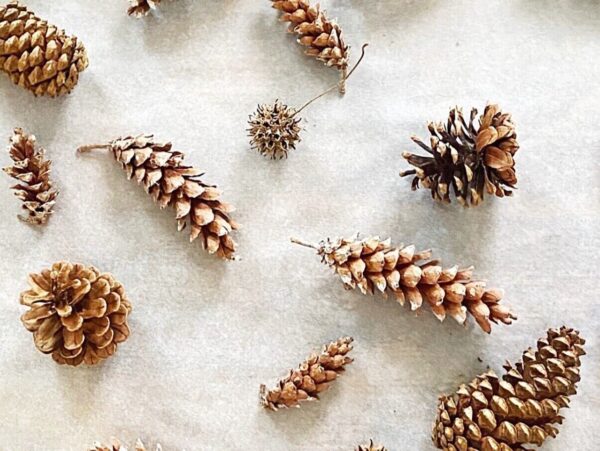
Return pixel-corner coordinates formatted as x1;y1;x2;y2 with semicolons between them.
248;100;302;160
78;135;239;260
0;2;88;96
260;336;354;410
357;440;387;451
19;262;132;366
128;0;164;17
271;0;349;92
433;326;586;450
292;234;515;333
400;104;519;207
92;438;161;451
3;128;58;225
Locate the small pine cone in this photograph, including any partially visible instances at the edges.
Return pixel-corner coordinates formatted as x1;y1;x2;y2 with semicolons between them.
3;128;58;225
357;440;387;451
248;100;302;159
433;326;586;450
292;234;516;333
260;336;354;410
78;135;239;260
20;262;132;366
128;0;164;17
400;104;519;207
271;0;349;91
0;2;88;96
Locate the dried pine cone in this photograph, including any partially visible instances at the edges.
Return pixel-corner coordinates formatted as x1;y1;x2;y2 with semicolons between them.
260;336;354;410
128;0;164;17
92;438;161;451
271;0;349;93
433;326;586;450
357;440;387;451
292;234;515;333
3;128;58;224
0;2;88;96
248;100;302;159
400;104;519;207
20;262;132;366
78;135;239;260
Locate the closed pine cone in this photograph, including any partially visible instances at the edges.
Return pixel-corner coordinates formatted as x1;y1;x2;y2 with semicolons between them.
128;0;163;17
248;100;302;159
260;336;354;410
400;104;519;206
78;135;239;260
433;326;586;450
0;2;88;96
271;0;349;91
292;234;515;333
92;438;161;451
3;128;58;224
20;262;132;366
357;440;387;451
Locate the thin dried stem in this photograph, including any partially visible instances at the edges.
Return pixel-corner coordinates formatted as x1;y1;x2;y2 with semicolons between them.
77;144;111;153
290;237;318;250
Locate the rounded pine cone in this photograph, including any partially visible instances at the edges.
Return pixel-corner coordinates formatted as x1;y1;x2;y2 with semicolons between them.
248;100;302;160
357;440;387;451
92;438;161;451
20;262;132;366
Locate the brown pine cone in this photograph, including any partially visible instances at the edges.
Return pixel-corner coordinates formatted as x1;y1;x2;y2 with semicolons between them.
128;0;163;17
247;100;302;160
92;438;161;451
3;128;58;225
292;234;515;333
0;2;88;96
357;440;387;451
78;135;239;260
260;336;354;410
271;0;349;92
20;262;132;366
433;326;586;450
400;104;519;207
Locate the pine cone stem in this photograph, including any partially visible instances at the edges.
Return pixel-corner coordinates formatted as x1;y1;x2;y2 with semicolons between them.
77;144;111;153
290;237;319;249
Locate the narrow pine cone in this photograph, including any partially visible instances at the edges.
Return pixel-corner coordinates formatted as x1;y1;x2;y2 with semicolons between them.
400;104;519;207
292;234;516;333
20;262;132;366
271;0;349;92
260;336;354;410
0;2;88;96
92;438;161;451
357;440;387;451
78;135;239;260
3;128;58;224
128;0;164;17
248;100;302;159
433;326;586;450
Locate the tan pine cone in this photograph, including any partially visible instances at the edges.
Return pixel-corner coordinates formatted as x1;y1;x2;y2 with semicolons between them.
271;0;349;92
20;262;132;366
400;104;519;207
0;2;88;96
292;234;515;333
78;135;239;260
433;326;586;450
92;438;161;451
357;440;387;451
248;100;302;159
260;336;354;410
128;0;164;17
3;128;58;225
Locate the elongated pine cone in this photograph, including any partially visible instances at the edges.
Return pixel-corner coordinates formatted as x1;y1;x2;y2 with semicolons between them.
78;135;239;260
20;262;132;366
271;0;349;92
0;2;88;96
128;0;164;17
92;438;161;451
400;104;519;207
260;336;354;410
433;327;586;450
357;440;387;451
3;128;58;224
292;234;515;333
248;100;302;159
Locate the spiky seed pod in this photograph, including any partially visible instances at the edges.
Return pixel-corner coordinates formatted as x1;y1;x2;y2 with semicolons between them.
92;438;162;451
20;262;132;366
0;2;88;96
292;234;516;333
3;128;58;224
78;135;239;260
248;100;302;160
271;0;349;93
357;440;387;451
433;327;586;450
128;0;164;17
260;336;354;410
400;104;519;207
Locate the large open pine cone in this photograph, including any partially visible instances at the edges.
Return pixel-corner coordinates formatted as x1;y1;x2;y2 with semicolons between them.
0;2;88;96
433;327;586;450
400;104;519;207
20;262;132;366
